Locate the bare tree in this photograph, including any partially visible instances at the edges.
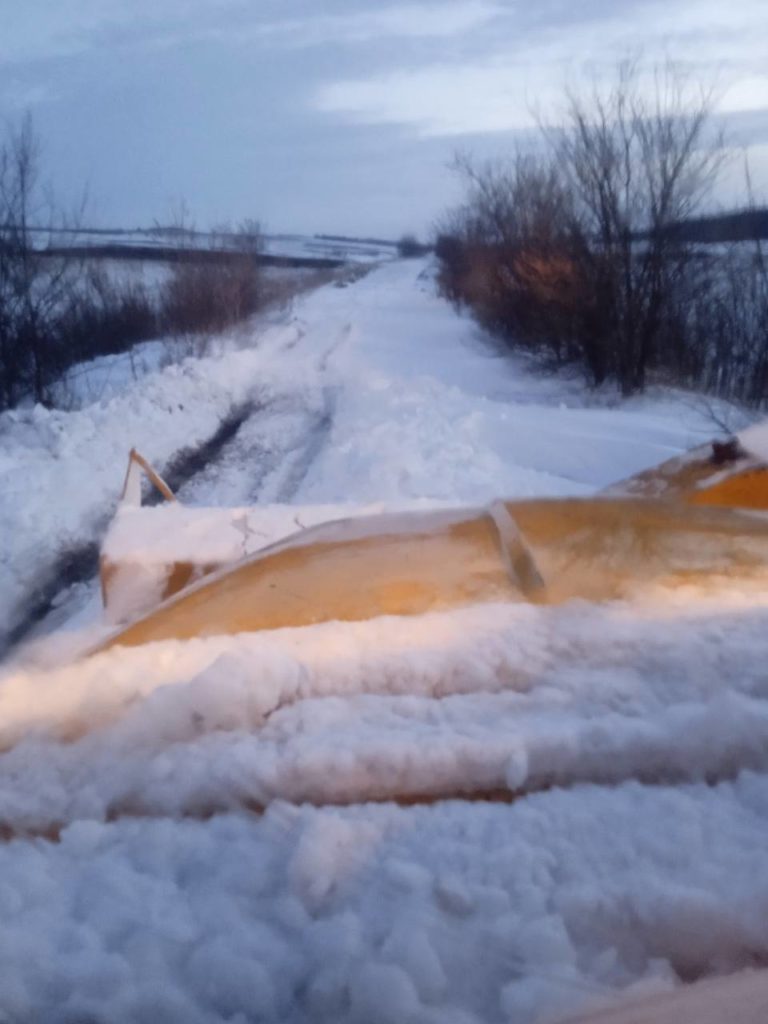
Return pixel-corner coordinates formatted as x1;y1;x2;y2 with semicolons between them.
552;62;725;392
0;116;171;410
436;152;585;369
437;63;728;396
0;115;84;407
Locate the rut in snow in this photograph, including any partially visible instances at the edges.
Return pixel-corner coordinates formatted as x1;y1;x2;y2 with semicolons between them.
5;319;351;657
3;400;256;658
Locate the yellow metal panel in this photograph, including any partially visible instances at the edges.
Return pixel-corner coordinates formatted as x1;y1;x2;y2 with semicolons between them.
96;499;768;652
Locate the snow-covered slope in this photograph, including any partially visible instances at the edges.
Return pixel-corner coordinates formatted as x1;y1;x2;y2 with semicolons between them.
0;259;767;1024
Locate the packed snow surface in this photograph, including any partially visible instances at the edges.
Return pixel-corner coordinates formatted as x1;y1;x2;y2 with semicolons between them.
1;259;767;1023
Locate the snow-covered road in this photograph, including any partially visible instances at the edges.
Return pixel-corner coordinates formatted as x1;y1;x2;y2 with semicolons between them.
0;258;729;650
0;260;767;1024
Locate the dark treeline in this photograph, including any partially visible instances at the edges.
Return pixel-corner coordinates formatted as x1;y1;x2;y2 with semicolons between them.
316;233;397;247
41;244;342;270
656;208;768;244
435;65;768;405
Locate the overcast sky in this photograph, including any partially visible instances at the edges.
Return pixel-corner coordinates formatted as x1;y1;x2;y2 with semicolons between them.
1;0;767;237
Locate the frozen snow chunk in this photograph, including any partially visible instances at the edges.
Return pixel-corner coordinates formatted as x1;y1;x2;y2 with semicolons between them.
117;982;211;1024
58;820;109;856
349;962;421;1024
505;743;529;790
305;965;353;1020
434;874;475;917
500;973;590;1024
289;813;382;913
306;910;364;972
186;937;276;1018
384;858;433;893
518;915;577;969
382;925;447;1002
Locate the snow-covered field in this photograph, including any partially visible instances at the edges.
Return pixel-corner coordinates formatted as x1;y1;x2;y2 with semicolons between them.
34;226;400;264
1;259;767;1023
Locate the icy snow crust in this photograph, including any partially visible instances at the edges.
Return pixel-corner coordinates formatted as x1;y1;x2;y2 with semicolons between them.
3;594;768;1022
1;260;768;1023
4;594;768;823
1;777;768;1024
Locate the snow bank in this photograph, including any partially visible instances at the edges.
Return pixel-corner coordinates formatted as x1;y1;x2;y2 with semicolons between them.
0;775;767;1023
2;591;768;831
0;319;320;648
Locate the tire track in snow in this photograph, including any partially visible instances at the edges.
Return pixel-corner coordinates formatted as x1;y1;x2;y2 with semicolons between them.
3;318;319;656
4;285;355;654
273;389;336;502
3;400;258;657
274;317;352;497
178;321;353;505
272;324;352;500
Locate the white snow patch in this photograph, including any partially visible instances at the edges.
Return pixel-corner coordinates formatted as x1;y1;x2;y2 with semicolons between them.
2;591;768;830
0;778;765;1022
740;419;768;462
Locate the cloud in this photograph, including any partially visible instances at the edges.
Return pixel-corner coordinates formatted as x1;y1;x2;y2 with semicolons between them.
0;0;242;65
720;77;768;116
315;62;542;136
0;1;503;66
1;79;56;111
249;2;504;49
313;0;768;137
1;0;765;235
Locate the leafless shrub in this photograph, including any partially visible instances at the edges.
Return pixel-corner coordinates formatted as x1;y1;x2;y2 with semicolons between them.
436;64;745;398
0;124;272;409
160;219;263;356
260;267;339;311
435;153;592;373
161;257;260;346
0;115;86;408
58;264;157;364
0;117;167;409
554;62;725;393
680;237;768;404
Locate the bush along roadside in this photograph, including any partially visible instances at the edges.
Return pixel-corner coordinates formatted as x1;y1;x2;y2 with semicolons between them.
435;63;768;407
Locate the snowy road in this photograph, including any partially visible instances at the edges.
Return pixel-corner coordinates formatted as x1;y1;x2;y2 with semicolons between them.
0;260;767;1024
0;259;728;650
176;318;350;508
